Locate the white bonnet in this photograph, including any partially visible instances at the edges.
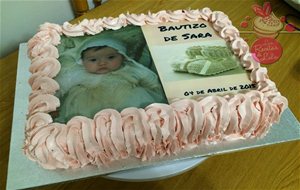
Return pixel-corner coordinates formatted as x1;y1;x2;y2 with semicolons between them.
77;38;128;64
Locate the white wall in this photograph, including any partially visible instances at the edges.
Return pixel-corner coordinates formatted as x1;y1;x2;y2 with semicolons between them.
0;0;106;58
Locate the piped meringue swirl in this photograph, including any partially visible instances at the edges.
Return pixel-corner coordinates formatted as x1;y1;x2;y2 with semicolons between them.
199;7;213;21
211;11;232;31
102;16;128;30
231;37;250;57
62;22;84;37
148;10;170;23
28;94;60;115
28;43;59;59
80;19;104;35
126;13;146;26
29;57;61;78
167;10;186;22
30;76;59;94
220;25;240;41
183;9;201;21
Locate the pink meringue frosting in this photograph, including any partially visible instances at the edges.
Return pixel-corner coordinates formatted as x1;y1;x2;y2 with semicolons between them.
80;19;104;35
241;52;260;70
211;11;232;31
39;22;63;35
231;37;250;57
144;11;165;25
148;10;170;23
220;25;240;41
167;10;186;22
29;57;61;78
28;43;59;59
24;8;288;170
199;7;213;21
102;16;128;30
183;9;201;21
30;76;59;94
62;22;85;37
125;13;147;26
28;94;60;115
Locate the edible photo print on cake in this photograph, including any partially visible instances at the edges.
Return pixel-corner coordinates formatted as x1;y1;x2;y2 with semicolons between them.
142;21;256;101
53;26;167;123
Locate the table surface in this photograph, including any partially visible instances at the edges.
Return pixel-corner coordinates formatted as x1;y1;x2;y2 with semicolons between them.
1;0;299;189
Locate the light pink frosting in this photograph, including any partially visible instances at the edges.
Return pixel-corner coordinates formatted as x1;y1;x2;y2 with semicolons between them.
30;76;59;94
28;43;59;59
183;9;201;21
24;8;288;170
146;10;170;23
39;22;63;35
28;73;59;101
256;79;279;98
28;94;60;115
199;7;213;21
250;67;268;82
126;13;147;26
27;23;61;59
211;11;232;31
146;104;181;156
220;25;240;41
29;30;61;47
80;19;104;35
241;52;260;70
102;16;128;30
29;57;61;78
62;22;84;37
231;37;250;57
167;10;186;22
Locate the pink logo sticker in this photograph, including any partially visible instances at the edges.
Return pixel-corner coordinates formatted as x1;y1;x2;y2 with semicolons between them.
250;37;283;64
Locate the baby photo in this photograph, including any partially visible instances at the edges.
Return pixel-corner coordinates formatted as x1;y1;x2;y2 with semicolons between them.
53;26;167;123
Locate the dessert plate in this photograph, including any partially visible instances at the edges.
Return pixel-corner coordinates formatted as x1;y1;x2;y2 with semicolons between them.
103;157;207;182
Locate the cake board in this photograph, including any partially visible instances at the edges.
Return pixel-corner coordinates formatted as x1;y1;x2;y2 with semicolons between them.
6;43;300;190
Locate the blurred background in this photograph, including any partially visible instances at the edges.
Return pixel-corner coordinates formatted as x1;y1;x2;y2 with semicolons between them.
0;0;299;59
0;0;107;58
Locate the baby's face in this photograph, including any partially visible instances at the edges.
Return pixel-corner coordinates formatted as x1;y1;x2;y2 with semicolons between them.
82;47;124;74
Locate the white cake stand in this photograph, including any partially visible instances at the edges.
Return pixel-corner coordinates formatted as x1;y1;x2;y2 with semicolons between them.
103;157;207;182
